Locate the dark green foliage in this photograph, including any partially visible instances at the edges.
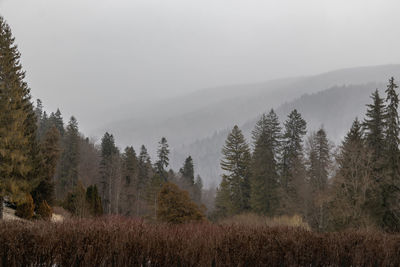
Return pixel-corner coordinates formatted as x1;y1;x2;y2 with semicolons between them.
120;146;138;216
363;89;385;163
86;185;103;216
180;156;195;185
305;128;331;231
250;110;281;216
32;126;61;206
156;137;169;180
99;132;120;215
193;175;203;204
216;125;251;216
63;182;88;217
57;117;80;198
280;109;307;214
381;77;400;231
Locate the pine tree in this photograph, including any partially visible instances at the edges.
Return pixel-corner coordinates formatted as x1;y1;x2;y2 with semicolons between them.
280;109;307;214
120;146;138;216
156;137;170;180
218;125;251;215
382;77;400;231
31;126;61;206
180;156;195;186
305;128;331;230
214;176;232;218
49;109;64;136
363;89;386;164
99;132;120;215
250;110;281;215
136;145;152;216
0;17;38;217
193;175;203;204
57;117;79;199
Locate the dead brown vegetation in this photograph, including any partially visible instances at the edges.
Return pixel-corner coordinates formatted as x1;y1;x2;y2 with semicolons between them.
1;217;400;266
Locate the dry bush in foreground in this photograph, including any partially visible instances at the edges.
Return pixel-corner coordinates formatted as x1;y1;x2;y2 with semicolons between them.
0;217;399;266
219;213;310;230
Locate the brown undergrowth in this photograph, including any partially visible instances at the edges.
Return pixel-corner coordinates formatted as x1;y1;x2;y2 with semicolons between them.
0;217;399;266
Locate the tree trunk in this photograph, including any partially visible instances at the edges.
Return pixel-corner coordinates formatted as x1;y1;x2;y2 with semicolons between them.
0;195;3;220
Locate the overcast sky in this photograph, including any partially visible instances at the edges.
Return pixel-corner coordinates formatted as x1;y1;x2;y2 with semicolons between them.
1;0;400;135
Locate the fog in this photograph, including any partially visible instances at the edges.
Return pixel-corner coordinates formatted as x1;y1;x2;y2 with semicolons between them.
1;0;400;136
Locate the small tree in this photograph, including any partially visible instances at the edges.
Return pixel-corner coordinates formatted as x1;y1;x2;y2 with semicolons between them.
37;200;53;221
86;185;103;216
157;182;205;224
15;194;35;220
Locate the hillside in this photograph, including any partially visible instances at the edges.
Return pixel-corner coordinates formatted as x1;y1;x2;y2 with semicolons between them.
171;82;387;187
102;65;400;156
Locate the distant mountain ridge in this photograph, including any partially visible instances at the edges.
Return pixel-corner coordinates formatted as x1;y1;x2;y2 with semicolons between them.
171;82;386;187
100;64;400;187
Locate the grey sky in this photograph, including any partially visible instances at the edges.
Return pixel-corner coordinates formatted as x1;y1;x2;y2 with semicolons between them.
1;0;400;135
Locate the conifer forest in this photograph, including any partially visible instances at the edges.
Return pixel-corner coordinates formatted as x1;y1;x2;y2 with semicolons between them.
2;1;400;265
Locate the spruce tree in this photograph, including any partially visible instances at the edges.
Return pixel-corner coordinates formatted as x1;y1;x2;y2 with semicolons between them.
0;16;38;216
99;132;120;215
305;128;331;230
120;146;138;215
180;156;195;186
57;117;80;198
382;77;400;231
280;109;307;214
49;109;64;136
219;125;251;215
193;175;203;204
31;126;61;206
363;89;386;164
156;137;169;181
250;109;281;215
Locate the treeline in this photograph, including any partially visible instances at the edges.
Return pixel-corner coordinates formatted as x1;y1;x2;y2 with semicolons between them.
0;16;204;222
214;79;400;232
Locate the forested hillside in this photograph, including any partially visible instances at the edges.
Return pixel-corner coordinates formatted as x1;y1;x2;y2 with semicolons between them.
171;82;386;187
102;65;400;154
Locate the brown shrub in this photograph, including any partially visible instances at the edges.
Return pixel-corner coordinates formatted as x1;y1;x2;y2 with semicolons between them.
15;194;35;220
0;217;399;266
220;213;310;230
37;201;53;221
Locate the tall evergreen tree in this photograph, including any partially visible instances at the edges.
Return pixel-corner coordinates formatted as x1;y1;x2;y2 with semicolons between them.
193;175;203;204
180;156;195;186
99;132;120;215
382;77;400;231
250;110;281;215
156;137;169;181
0;17;38;217
217;125;251;215
305;128;331;230
57;117;80;198
280;109;307;214
120;146;138;216
31;126;61;206
49;109;64;136
363;89;386;164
